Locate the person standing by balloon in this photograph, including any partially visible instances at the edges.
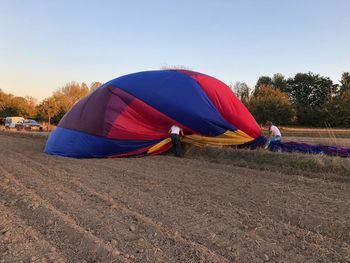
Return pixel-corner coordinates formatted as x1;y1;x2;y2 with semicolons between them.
169;125;184;157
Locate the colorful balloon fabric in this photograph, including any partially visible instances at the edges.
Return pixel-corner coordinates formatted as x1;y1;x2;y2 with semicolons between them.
44;70;262;158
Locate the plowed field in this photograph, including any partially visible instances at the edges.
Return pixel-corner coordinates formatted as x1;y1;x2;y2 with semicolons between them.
0;133;349;263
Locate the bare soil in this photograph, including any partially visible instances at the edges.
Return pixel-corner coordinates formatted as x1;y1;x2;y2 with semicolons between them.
0;133;349;263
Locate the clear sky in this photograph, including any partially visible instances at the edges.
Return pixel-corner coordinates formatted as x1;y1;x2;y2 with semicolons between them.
1;0;349;101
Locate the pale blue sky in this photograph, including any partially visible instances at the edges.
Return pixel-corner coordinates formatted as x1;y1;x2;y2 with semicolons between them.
0;0;349;101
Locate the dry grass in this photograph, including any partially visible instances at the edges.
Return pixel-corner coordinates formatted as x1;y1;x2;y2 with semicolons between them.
281;127;350;133
278;127;350;138
185;145;350;180
0;129;49;139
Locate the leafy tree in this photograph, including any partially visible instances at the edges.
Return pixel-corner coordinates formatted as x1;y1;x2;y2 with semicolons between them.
272;73;287;92
10;97;29;116
0;90;13;117
51;107;66;125
254;73;287;94
231;82;250;105
37;97;58;130
54;82;89;110
160;64;191;70
48;82;91;124
339;72;350;94
21;96;37;118
0;92;37;118
248;85;295;125
285;72;338;126
327;72;350;127
256;76;272;88
1;106;20;117
286;72;337;107
336;88;350;126
254;76;272;96
90;82;102;92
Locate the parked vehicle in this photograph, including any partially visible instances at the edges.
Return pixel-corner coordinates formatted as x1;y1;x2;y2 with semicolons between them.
15;119;43;131
5;117;24;129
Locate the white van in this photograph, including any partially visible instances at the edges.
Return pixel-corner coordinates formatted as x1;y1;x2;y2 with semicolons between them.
5;117;24;129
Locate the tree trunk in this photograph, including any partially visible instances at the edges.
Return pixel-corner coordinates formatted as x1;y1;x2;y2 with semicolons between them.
48;114;51;132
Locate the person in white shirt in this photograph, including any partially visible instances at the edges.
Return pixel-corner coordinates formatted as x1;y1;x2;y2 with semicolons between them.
168;125;184;157
264;121;282;149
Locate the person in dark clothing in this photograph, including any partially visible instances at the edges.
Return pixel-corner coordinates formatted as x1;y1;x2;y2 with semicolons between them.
168;125;184;157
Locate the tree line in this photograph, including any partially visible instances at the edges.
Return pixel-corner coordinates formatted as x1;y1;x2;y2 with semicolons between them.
1;71;349;128
232;72;350;127
0;82;102;127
